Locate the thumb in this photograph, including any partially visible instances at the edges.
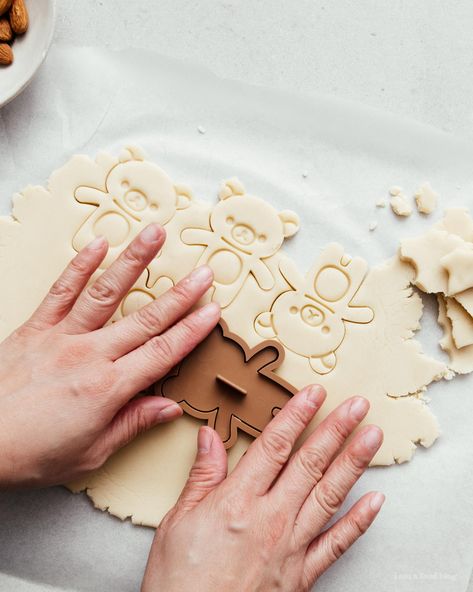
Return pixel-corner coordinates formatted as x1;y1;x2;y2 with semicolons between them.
175;426;228;514
95;396;183;459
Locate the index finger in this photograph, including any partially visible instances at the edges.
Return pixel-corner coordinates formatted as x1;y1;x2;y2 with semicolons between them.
230;385;326;496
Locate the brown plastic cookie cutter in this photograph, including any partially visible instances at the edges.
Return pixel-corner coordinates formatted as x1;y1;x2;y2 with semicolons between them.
159;320;297;449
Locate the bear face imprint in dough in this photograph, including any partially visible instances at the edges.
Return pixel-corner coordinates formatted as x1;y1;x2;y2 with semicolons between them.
181;179;300;308
255;244;374;374
72;159;192;260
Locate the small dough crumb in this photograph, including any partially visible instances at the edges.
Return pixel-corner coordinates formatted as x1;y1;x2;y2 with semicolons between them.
415;182;438;215
369;221;378;231
302;171;308;178
390;193;412;217
376;199;387;208
444;369;455;381
197;125;206;134
389;186;402;197
400;228;465;293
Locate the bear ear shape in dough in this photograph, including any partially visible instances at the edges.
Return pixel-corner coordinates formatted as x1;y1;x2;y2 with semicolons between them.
174;184;193;210
218;178;246;200
254;311;276;339
118;145;146;163
279;209;300;238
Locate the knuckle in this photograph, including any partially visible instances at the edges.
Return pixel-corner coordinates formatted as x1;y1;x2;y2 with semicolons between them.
297;447;326;482
87;279;119;306
287;403;310;429
263;510;288;547
342;450;368;476
125;405;149;440
148;335;175;367
177;314;200;337
69;255;90;276
221;491;248;524
82;369;117;396
49;279;76;300
261;427;292;465
314;480;345;517
327;419;350;444
325;529;347;563
54;339;95;369
121;243;145;268
135;304;164;332
189;460;226;488
171;279;193;304
346;512;368;539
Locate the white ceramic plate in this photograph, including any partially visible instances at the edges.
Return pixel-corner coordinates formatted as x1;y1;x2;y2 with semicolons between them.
0;0;55;107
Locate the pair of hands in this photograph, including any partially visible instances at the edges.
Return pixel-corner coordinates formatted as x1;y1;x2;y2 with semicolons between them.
0;224;384;591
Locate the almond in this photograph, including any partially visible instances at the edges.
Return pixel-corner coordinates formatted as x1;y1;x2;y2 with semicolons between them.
9;0;28;35
0;0;12;17
0;17;12;42
0;42;13;65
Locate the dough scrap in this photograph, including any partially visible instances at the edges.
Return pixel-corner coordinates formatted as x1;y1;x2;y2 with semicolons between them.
400;229;466;293
441;245;473;296
445;296;473;349
390;193;412;217
400;211;473;368
414;182;438;215
438;295;473;374
453;289;473;318
435;207;473;242
0;148;448;528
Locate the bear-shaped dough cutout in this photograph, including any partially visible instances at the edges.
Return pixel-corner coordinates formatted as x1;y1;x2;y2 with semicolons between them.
72;147;193;282
180;179;300;308
254;244;374;374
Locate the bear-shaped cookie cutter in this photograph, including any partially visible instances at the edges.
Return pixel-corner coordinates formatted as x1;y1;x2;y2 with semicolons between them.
180;179;300;308
255;244;374;375
72;147;192;285
159;320;297;449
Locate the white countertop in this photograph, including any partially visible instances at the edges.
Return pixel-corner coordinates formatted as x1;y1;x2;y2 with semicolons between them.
54;0;473;135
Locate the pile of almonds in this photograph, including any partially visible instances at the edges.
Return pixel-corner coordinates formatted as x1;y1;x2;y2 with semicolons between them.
0;0;29;67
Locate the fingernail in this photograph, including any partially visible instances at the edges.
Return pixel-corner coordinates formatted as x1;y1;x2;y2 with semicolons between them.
87;236;107;250
305;385;325;408
141;224;163;243
349;397;369;421
369;492;385;512
157;402;182;421
189;265;213;284
198;427;213;454
362;426;383;450
198;302;221;319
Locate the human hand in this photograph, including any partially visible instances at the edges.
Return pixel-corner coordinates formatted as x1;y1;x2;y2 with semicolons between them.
0;224;220;488
142;386;384;592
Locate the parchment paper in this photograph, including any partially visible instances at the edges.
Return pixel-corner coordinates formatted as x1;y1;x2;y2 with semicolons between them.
0;46;473;592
